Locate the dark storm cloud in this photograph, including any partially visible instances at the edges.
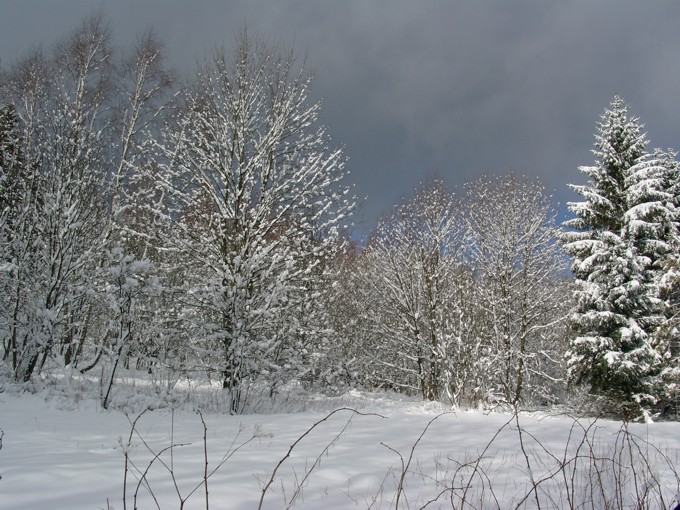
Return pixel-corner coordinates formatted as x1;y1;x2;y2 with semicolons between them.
3;1;680;235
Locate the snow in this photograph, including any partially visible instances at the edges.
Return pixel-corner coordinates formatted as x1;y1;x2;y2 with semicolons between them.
1;390;679;509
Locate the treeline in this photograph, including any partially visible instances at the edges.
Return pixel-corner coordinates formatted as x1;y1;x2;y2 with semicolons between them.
331;176;569;409
0;17;677;419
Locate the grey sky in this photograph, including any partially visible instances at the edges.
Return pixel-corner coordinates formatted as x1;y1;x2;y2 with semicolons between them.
2;1;680;236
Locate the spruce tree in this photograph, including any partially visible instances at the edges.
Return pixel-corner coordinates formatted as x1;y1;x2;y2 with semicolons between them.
563;96;666;419
648;149;680;416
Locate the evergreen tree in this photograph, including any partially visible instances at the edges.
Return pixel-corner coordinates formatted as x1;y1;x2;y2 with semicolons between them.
563;96;669;419
648;149;680;416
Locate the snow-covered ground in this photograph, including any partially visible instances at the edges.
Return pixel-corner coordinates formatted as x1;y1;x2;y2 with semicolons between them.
1;388;679;509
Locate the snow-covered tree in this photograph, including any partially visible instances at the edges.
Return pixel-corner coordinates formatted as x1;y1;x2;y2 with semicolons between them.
347;175;567;408
637;149;680;416
0;17;112;381
99;31;177;389
146;31;354;412
109;30;174;240
563;96;671;419
0;103;26;228
0;101;33;377
465;175;568;407
319;241;370;392
350;179;474;403
0;16;175;386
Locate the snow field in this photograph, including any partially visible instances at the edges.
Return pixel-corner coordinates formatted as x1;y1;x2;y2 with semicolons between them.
1;392;679;509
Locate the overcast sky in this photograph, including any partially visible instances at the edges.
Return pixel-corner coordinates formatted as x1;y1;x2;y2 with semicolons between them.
2;1;680;236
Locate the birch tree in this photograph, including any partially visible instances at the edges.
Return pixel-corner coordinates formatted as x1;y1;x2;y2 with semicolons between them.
0;17;111;382
0;16;174;385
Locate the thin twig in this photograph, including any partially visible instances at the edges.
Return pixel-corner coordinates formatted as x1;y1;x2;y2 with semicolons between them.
381;412;455;509
199;410;209;510
122;410;148;510
286;411;358;509
513;411;541;509
460;413;515;507
257;407;385;510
